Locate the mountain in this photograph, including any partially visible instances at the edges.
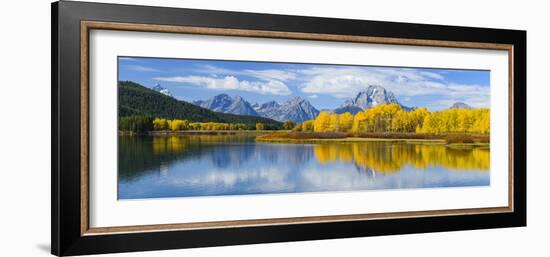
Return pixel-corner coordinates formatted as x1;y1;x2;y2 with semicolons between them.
190;85;413;123
342;85;399;109
256;97;320;123
250;102;260;110
195;95;320;123
255;101;281;118
333;105;364;115
339;85;411;112
450;102;472;109
151;84;172;97
197;94;260;116
118;81;282;129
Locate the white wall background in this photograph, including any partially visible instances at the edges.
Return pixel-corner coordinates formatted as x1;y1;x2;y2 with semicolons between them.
0;0;547;256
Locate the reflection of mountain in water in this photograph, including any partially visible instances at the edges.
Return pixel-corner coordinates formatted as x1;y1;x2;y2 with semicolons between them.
253;143;314;167
208;144;256;169
119;135;316;181
352;164;377;177
120;135;489;182
119;135;254;181
118;135;490;199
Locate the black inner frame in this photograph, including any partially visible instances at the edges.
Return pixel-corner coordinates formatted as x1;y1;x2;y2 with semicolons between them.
52;1;526;256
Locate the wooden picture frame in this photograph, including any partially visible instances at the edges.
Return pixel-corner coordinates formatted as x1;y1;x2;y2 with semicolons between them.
52;1;526;256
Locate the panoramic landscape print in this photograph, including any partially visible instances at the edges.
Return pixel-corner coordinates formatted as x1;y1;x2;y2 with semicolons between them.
117;57;490;200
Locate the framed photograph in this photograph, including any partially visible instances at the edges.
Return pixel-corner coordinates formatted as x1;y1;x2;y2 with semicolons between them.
52;1;526;256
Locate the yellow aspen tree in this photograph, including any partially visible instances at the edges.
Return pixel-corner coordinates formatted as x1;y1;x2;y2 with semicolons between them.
338;112;354;132
153;118;167;130
418;114;438;133
456;109;473;132
313;112;332;132
411;108;429;132
352;111;369;133
382;104;402;131
169;120;183;131
391;110;407;132
302;120;314;131
328;113;340;132
255;123;265;130
283;120;295;130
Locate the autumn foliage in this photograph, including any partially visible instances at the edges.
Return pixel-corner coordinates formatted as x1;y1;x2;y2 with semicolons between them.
296;103;490;135
152;117;252;131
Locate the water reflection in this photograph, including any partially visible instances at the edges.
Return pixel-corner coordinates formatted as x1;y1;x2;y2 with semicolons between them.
118;135;490;199
314;142;490;173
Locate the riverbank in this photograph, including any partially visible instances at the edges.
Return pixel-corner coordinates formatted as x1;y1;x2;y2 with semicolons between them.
147;130;287;136
120;130;490;147
255;132;490;147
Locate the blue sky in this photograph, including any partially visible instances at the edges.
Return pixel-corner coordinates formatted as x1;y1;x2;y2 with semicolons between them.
118;57;490;111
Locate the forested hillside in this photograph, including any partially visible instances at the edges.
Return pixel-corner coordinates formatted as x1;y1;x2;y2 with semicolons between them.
118;81;282;129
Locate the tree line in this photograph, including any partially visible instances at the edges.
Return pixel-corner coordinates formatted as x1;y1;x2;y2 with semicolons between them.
119;104;490;134
295;103;489;134
153;118;253;131
119;116;281;132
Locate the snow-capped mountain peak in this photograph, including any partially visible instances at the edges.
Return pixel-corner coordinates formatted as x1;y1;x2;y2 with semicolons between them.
256;97;319;123
196;94;260;117
193;85;411;122
151;84;173;97
335;85;405;114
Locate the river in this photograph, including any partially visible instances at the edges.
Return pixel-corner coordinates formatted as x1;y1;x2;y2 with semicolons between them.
118;134;490;199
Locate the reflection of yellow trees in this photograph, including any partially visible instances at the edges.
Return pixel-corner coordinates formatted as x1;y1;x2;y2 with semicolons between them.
152;136;188;154
314;144;353;164
314;142;490;173
151;135;253;154
352;143;404;172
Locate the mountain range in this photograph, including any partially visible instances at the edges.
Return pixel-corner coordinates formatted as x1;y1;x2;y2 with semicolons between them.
126;81;474;126
193;85;409;122
194;94;260;117
254;97;320;123
195;95;320;123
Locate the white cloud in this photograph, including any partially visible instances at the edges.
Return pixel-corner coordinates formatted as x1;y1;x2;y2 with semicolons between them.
375;68;445;81
154;75;291;95
244;69;297;81
124;64;158;72
196;64;296;81
162;167;292;191
297;67;490;108
161;63;489;109
419;71;445;80
194;64;234;75
299;67;447;97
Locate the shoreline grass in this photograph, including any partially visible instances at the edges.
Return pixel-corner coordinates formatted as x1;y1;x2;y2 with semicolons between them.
147;130;288;136
124;130;490;147
255;132;489;146
256;137;489;147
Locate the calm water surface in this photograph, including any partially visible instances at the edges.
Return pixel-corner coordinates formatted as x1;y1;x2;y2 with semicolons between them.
118;134;490;199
